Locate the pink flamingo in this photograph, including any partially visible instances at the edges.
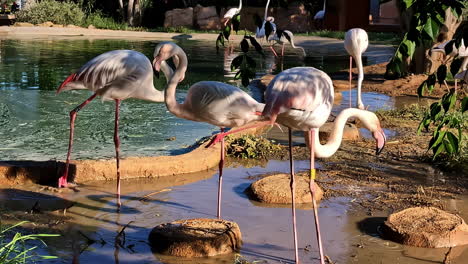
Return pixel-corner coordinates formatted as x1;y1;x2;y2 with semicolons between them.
57;50;173;208
344;28;368;109
152;41;270;219
262;67;386;264
223;0;242;26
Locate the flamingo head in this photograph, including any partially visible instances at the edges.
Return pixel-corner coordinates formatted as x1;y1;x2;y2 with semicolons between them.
266;16;275;23
358;111;386;155
153;42;185;82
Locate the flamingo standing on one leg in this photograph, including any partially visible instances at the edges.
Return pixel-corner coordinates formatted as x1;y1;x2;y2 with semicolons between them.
344;28;368;109
262;67;386;264
152;41;270;219
223;0;242;27
57;50;173;208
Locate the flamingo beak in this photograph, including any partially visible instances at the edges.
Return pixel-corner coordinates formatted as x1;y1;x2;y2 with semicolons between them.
373;129;386;155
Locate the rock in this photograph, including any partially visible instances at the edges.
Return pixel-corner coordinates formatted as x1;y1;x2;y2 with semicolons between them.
149;218;242;257
248;174;324;204
66;24;80;28
87;25;96;29
194;5;221;30
52;24;64;28
13;22;34;27
382;207;468;248
319;122;360;141
37;21;54;27
164;7;194;28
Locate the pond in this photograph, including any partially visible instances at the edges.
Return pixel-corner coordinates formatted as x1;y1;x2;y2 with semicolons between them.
0;38;394;161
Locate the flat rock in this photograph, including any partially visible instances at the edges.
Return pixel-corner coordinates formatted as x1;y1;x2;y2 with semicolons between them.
148;218;242;257
164;7;194;28
14;22;34;27
37;21;54;27
248;174;323;204
382;207;468;248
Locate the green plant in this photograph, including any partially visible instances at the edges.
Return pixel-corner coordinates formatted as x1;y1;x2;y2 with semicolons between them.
230;35;263;86
0;221;59;263
215;13;241;51
84;12;130;30
384;0;465;79
226;135;281;159
16;0;85;25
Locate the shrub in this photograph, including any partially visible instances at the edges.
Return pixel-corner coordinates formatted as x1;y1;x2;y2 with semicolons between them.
16;0;85;26
83;12;129;30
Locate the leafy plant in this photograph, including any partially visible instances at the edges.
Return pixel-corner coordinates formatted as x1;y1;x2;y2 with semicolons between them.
0;221;59;263
230;36;264;86
16;0;85;26
384;0;465;79
215;14;240;51
225;135;281;159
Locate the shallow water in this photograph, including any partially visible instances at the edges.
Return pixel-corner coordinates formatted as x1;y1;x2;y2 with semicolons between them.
2;160;467;264
0;38;395;161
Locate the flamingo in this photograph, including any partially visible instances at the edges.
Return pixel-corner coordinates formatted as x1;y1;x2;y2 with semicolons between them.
344;28;369;109
313;0;326;29
267;28;306;57
262;67;386;264
57;50;173;208
152;41;271;219
431;39;468;71
255;0;276;39
223;0;242;27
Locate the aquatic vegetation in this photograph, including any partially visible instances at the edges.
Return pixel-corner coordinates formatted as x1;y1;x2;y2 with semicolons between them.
225;134;282;159
0;221;59;263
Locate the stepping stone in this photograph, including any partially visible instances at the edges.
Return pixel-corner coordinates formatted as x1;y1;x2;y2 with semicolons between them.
248;174;324;204
382;207;468;248
148;218;242;257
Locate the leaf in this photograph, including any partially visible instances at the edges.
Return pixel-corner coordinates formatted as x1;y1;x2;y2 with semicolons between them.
265;21;273;39
436;65;447;85
240;38;249;53
401;39;416;57
461;97;468;112
403;0;415;9
245;55;256;69
428;130;446;150
444;40;454;55
417;81;427;97
432;142;445;159
253;13;263;28
241;74;250;87
443;140;454;154
234;70;242;80
450;58;462;77
423;17;439;40
430;102;442;120
215;33;225;51
247;36;264;55
417;116;430;134
231;55;243;71
223;24;231;40
446;132;459;153
441;89;456;112
232;14;240;33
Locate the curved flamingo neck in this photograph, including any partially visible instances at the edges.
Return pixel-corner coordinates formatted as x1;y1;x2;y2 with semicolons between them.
323;0;326;12
238;0;242;11
313;108;368;158
164;46;195;120
264;0;270;20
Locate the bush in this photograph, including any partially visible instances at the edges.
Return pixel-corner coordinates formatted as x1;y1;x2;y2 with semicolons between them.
83;12;130;30
16;0;85;26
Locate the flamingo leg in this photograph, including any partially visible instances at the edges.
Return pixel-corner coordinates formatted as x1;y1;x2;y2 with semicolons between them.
59;93;98;188
217;128;225;219
114;99;122;209
281;43;285;57
206;120;272;147
270;46;279;57
308;130;325;264
288;128;299;264
349;56;353;108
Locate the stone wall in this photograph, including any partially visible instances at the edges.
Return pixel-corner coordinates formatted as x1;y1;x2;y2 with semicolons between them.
164;3;314;33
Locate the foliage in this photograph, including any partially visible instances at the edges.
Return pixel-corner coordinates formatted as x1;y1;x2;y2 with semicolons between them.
230;36;264;86
384;0;465;79
83;12;131;30
0;221;59;263
226;135;282;159
299;30;402;45
16;0;85;26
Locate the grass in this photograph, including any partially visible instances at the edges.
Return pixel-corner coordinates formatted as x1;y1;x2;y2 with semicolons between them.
0;221;59;263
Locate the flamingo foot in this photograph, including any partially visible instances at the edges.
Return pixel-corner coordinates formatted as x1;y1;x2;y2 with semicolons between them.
206;133;225;148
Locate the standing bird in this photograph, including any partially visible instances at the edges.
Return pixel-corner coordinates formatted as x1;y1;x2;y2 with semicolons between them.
344;28;369;109
313;0;326;29
223;0;242;26
255;0;276;39
57;50;173;208
268;29;306;57
431;39;468;71
262;67;386;264
152;41;270;219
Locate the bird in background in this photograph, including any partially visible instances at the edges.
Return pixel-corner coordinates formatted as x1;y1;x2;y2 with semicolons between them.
431;38;468;71
223;0;242;27
262;66;386;264
152;41;271;219
313;0;326;29
344;28;369;109
254;0;305;57
57;49;173;208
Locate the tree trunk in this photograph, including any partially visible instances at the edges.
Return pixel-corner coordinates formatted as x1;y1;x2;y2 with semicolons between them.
133;0;142;26
127;0;135;26
118;0;125;21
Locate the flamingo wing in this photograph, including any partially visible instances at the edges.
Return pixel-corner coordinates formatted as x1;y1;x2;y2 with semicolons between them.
224;8;239;19
263;67;334;123
344;28;369;57
58;50;153;100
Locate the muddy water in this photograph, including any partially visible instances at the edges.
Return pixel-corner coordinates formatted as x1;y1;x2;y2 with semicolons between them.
3;160;467;264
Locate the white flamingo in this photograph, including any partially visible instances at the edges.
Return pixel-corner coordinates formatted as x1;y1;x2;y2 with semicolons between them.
262;66;386;264
344;28;369;109
255;0;276;39
57;50;173;208
313;0;326;29
152;41;270;219
223;0;242;26
431;38;468;71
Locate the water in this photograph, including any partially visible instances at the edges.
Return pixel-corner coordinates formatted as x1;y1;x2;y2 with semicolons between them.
0;38;395;161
